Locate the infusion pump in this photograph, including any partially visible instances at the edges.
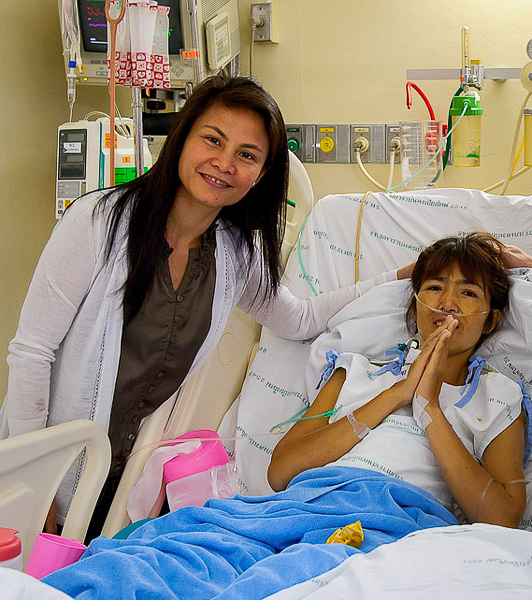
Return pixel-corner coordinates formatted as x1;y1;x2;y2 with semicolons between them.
56;118;153;218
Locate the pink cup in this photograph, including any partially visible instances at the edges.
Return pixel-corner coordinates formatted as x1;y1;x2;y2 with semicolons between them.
25;533;86;578
163;430;230;484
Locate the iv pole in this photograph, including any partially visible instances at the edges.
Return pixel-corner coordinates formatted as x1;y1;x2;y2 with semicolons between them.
132;87;144;178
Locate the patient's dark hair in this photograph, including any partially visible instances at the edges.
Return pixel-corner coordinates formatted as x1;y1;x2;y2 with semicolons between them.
406;232;510;343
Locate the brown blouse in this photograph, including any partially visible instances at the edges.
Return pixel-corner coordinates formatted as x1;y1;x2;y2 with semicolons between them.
107;229;216;476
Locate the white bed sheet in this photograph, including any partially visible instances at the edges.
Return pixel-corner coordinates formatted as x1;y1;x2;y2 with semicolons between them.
264;523;532;600
0;567;71;600
218;189;532;529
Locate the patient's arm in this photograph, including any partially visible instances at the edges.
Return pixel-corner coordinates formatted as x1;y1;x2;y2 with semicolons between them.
425;409;525;528
416;332;526;528
267;324;450;491
268;369;401;491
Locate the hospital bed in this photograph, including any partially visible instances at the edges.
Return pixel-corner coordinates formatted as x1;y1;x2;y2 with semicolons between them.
3;155;532;597
31;183;532;599
0;419;111;565
102;173;532;538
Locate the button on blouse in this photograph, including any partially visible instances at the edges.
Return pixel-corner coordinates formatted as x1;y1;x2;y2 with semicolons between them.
108;227;217;476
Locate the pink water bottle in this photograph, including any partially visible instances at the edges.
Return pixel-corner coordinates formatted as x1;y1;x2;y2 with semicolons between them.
0;528;23;571
163;430;240;511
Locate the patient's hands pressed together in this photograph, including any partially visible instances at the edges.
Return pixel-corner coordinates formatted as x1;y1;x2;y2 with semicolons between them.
413;315;458;410
393;316;457;409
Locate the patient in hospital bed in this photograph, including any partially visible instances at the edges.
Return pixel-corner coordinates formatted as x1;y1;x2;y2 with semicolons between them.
268;231;527;527
42;233;531;600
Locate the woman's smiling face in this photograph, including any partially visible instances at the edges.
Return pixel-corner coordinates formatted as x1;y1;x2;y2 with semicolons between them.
176;103;269;215
415;262;499;358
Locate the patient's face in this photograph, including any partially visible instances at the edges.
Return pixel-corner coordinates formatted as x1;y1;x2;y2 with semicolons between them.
415;263;497;358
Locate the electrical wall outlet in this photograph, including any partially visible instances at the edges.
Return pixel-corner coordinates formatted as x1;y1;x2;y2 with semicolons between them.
251;3;278;43
351;124;385;163
385;124;401;163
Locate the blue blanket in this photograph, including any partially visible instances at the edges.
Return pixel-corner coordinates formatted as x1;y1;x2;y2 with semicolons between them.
44;467;457;600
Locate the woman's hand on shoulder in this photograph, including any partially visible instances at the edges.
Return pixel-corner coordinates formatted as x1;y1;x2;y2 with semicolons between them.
502;244;532;269
397;262;415;280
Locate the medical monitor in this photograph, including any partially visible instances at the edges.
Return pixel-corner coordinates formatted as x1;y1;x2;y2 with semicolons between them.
59;0;240;88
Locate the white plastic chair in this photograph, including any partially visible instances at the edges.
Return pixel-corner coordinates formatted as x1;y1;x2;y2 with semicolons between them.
102;152;315;537
0;419;111;565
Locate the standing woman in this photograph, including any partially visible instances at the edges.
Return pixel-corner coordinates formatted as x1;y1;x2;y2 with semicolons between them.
0;76;400;529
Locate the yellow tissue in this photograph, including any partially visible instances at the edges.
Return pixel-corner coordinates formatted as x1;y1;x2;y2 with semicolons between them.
326;520;364;548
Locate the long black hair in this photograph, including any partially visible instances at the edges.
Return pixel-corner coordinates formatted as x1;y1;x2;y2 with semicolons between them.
98;75;289;323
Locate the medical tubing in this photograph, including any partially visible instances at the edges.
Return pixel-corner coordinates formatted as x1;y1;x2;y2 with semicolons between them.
105;0;127;187
300;110;468;293
500;92;532;195
426;166;443;189
125;408;343;463
269;408;341;433
483;138;524;192
84;110;131;139
354;191;372;283
355;150;386;191
297;211;318;296
413;291;490;317
482;165;532;193
387;150;395;191
487;137;527;193
406;81;436;120
443;87;464;170
512;138;525;173
385;104;469;194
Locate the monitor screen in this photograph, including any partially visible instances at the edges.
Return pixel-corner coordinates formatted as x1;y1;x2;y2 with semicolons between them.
78;0;107;52
77;0;184;54
62;0;240;87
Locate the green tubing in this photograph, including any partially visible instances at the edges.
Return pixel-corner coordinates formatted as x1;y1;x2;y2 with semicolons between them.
443;87;464;170
297;211;319;297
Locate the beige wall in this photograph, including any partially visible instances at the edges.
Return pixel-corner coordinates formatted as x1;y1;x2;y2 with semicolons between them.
239;0;532;200
1;0;531;399
0;0;129;401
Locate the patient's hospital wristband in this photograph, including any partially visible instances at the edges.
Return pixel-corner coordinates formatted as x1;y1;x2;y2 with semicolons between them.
413;394;432;429
347;412;370;440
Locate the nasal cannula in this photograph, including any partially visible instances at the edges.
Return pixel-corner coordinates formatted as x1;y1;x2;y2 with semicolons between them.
413;292;491;317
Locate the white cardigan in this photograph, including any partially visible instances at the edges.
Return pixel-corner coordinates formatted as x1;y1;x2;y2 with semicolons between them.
0;191;395;515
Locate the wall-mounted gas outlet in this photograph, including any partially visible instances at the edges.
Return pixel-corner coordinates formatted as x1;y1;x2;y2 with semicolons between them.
385;124;401;163
351;124;385;163
251;3;278;43
286;125;315;162
315;125;351;163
